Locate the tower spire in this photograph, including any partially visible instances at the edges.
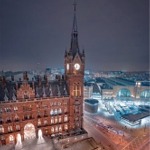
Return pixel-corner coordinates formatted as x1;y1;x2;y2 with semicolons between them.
73;0;77;11
72;0;77;32
70;0;79;57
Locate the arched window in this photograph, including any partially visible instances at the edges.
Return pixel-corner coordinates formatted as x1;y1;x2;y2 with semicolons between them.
0;118;3;124
14;106;18;111
50;109;54;116
58;108;62;114
37;111;41;118
6;117;12;123
58;102;61;106
117;89;131;97
51;117;54;124
8;126;13;132
38;119;41;126
55;126;58;132
44;120;48;125
14;114;19;122
75;117;79;121
54;109;57;115
59;125;62;132
0;125;4;133
9;135;14;143
75;106;79;113
76;122;80;127
16;125;20;131
59;116;61;123
51;127;54;133
64;115;68;122
77;84;81;96
55;117;58;124
73;83;81;97
64;107;68;114
50;102;53;106
140;90;150;98
44;110;48;117
64;124;68;130
5;107;11;112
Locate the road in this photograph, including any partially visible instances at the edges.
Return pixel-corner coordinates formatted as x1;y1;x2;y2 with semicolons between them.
141;141;150;150
83;117;121;150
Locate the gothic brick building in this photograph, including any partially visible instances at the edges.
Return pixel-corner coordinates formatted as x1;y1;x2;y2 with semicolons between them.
0;2;85;145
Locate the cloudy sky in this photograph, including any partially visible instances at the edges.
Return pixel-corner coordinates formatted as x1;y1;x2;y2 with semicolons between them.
0;0;149;71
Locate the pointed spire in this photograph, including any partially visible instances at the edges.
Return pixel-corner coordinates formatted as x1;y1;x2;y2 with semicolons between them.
4;93;8;101
70;0;80;57
72;0;77;33
12;93;16;101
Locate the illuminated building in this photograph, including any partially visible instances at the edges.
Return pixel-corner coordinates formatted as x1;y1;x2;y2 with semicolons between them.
0;2;86;145
84;99;99;113
84;85;93;99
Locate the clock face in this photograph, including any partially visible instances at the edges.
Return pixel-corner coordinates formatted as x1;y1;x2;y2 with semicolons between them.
74;63;80;70
66;64;69;70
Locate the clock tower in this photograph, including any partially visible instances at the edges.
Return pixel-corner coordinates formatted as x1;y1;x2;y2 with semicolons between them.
64;1;85;130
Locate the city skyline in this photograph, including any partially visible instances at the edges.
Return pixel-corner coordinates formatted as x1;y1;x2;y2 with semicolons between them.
1;0;149;71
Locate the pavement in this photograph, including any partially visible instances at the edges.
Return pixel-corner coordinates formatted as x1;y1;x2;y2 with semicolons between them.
0;134;100;150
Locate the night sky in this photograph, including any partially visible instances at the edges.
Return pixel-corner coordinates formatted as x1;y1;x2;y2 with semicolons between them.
0;0;149;71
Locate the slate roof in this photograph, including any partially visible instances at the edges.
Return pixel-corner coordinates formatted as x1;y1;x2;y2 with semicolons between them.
0;81;17;101
0;77;69;102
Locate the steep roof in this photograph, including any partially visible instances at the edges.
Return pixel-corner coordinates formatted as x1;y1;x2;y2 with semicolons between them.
0;77;69;102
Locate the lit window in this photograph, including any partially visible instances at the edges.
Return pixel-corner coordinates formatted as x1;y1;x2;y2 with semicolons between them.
58;102;61;106
50;102;53;106
64;115;68;122
14;114;19;121
9;135;14;143
64;124;68;130
8;126;13;132
73;83;81;97
55;117;58;124
38;119;41;126
51;127;54;133
59;116;61;123
58;108;62;114
50;109;54;116
44;120;48;125
0;125;4;133
51;117;54;124
37;111;41;118
75;106;79;113
0;136;5;140
54;109;57;115
76;122;79;127
75;117;79;121
55;126;58;132
59;126;62;132
64;107;68;113
16;125;20;131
